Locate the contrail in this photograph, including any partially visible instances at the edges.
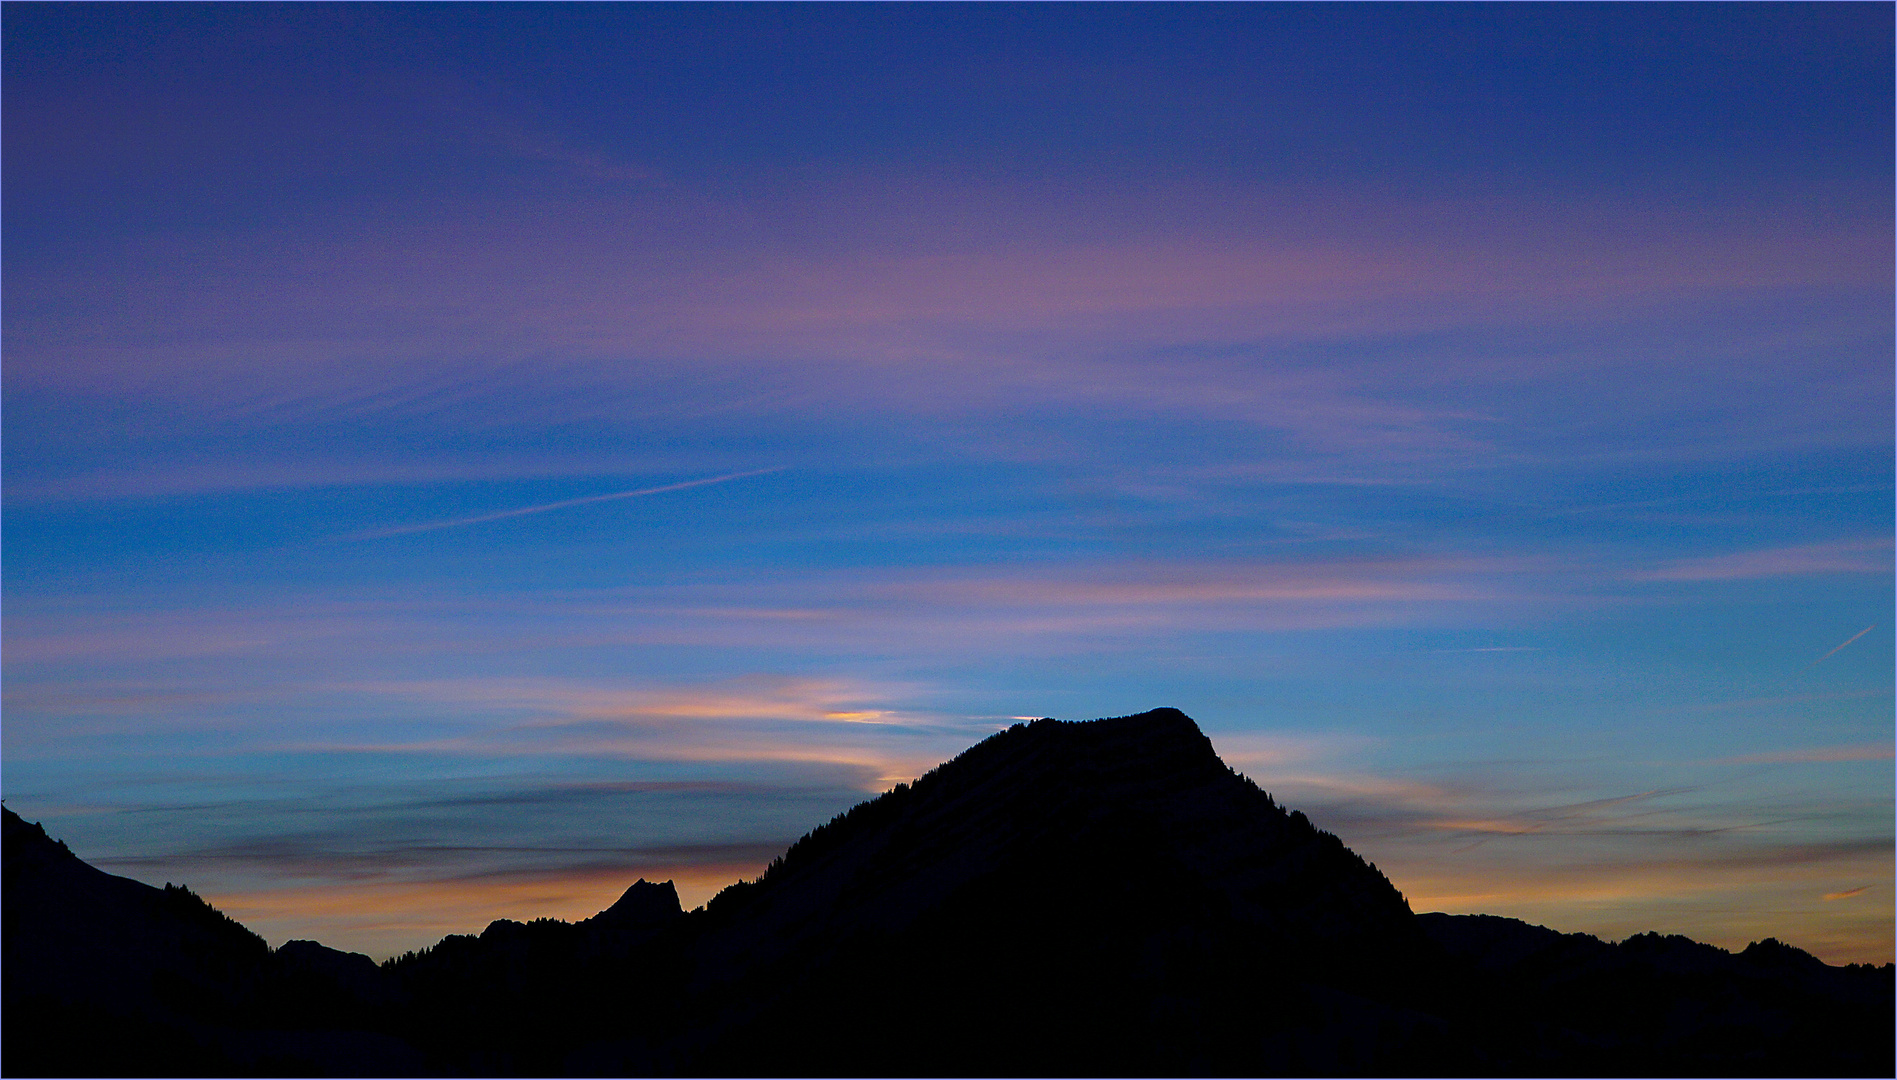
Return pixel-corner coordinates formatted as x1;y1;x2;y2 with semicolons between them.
348;467;784;540
1804;624;1876;670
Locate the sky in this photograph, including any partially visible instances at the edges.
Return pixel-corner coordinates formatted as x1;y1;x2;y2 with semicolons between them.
3;4;1892;964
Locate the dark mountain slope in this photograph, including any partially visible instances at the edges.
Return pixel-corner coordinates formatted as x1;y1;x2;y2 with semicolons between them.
4;809;271;1075
660;709;1443;1075
4;808;269;1011
1419;913;1895;1076
702;709;1413;958
2;807;423;1076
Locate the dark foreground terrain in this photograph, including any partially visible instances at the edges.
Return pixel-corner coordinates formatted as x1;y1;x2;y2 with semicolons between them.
6;709;1891;1076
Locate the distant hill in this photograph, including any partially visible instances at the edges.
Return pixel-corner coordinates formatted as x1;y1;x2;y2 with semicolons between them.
2;807;425;1076
6;709;1891;1076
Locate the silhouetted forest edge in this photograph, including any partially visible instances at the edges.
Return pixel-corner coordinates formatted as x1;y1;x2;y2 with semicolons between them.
6;709;1892;1077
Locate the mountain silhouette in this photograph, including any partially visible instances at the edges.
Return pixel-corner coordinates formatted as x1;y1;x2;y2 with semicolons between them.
662;708;1437;1075
2;805;425;1076
5;709;1891;1076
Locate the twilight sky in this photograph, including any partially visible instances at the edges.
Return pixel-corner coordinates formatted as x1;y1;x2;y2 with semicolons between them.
4;4;1891;963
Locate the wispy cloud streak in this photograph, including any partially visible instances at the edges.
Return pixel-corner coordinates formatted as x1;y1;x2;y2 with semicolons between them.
1805;625;1878;670
345;467;784;539
1719;744;1893;765
1633;539;1892;582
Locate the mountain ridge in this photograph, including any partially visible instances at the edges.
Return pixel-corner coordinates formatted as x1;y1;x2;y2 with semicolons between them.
6;708;1891;1076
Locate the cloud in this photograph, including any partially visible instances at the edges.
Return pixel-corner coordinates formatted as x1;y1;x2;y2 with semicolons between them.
818;556;1562;638
1823;886;1871;901
1226;752;1894;963
9;177;1886;474
1;606;369;666
309;728;952;791
1632;539;1892;581
1719;744;1894;765
99;837;790;888
343;673;929;726
1804;624;1879;669
253;673;997;791
1394;837;1894;921
886;573;1472;607
1;555;1563;690
1664;689;1890;716
1207;731;1381;771
343;468;785;540
1254;770;1719;847
2;455;728;506
50;770;879;957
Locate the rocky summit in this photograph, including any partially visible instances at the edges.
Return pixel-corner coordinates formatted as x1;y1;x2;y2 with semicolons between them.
6;709;1892;1076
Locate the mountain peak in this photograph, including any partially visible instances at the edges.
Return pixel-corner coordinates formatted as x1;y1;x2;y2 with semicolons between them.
595;878;683;927
699;708;1412;983
1008;706;1219;759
